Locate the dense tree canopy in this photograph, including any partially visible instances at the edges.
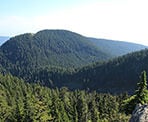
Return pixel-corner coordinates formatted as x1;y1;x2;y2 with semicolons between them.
0;30;147;94
1;30;148;121
0;74;130;122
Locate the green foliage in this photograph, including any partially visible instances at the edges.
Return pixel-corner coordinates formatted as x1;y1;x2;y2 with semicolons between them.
0;30;147;94
15;48;148;94
0;30;110;74
121;95;136;115
122;71;148;114
134;71;148;104
0;74;130;122
59;48;148;94
1;30;148;121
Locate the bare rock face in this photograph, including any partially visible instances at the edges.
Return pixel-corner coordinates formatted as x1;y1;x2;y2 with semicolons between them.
129;104;148;122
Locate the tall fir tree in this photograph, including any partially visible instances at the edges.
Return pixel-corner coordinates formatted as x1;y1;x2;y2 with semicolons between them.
122;70;148;114
135;70;148;104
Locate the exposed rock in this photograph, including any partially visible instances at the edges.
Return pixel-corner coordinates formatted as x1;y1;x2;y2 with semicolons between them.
129;104;148;122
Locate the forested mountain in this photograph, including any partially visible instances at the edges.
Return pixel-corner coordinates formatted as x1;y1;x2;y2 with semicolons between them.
0;30;146;72
0;30;148;94
0;30;110;70
65;49;148;94
1;30;148;121
0;36;9;45
89;38;147;56
0;30;114;80
22;49;148;94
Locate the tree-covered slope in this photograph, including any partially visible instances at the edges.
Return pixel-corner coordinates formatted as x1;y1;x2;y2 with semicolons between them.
0;74;130;122
66;49;148;94
0;30;110;72
0;30;148;94
20;49;148;94
1;30;146;74
89;38;147;57
0;30;114;80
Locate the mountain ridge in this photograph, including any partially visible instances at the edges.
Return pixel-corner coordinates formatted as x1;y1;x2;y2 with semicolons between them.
65;48;148;93
0;30;111;78
89;37;147;57
26;48;148;94
0;29;148;94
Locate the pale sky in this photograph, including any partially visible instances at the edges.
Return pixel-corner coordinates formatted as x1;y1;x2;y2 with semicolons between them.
0;0;148;45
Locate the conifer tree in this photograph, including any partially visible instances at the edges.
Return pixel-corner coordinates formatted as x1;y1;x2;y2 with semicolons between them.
134;70;148;104
122;70;148;114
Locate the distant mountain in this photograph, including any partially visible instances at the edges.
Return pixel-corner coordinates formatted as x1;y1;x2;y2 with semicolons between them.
89;38;147;57
0;29;147;94
0;30;111;78
0;36;9;45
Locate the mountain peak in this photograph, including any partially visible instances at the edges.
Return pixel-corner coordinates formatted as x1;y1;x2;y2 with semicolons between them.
0;29;147;93
0;30;110;74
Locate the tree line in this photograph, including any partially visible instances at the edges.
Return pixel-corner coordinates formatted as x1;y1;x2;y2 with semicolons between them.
1;71;148;122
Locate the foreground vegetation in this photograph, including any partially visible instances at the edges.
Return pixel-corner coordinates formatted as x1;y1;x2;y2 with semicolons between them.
1;71;148;122
1;30;148;122
0;74;130;122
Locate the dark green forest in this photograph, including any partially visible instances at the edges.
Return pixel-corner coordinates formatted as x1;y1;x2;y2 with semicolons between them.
1;30;148;121
3;48;147;94
0;74;130;122
0;30;147;94
1;71;148;122
65;48;148;93
0;30;110;70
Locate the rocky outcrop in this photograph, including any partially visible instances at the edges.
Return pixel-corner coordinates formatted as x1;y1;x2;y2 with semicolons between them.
129;104;148;122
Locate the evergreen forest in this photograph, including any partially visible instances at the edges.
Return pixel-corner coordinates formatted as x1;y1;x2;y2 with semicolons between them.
0;74;130;122
1;30;148;122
